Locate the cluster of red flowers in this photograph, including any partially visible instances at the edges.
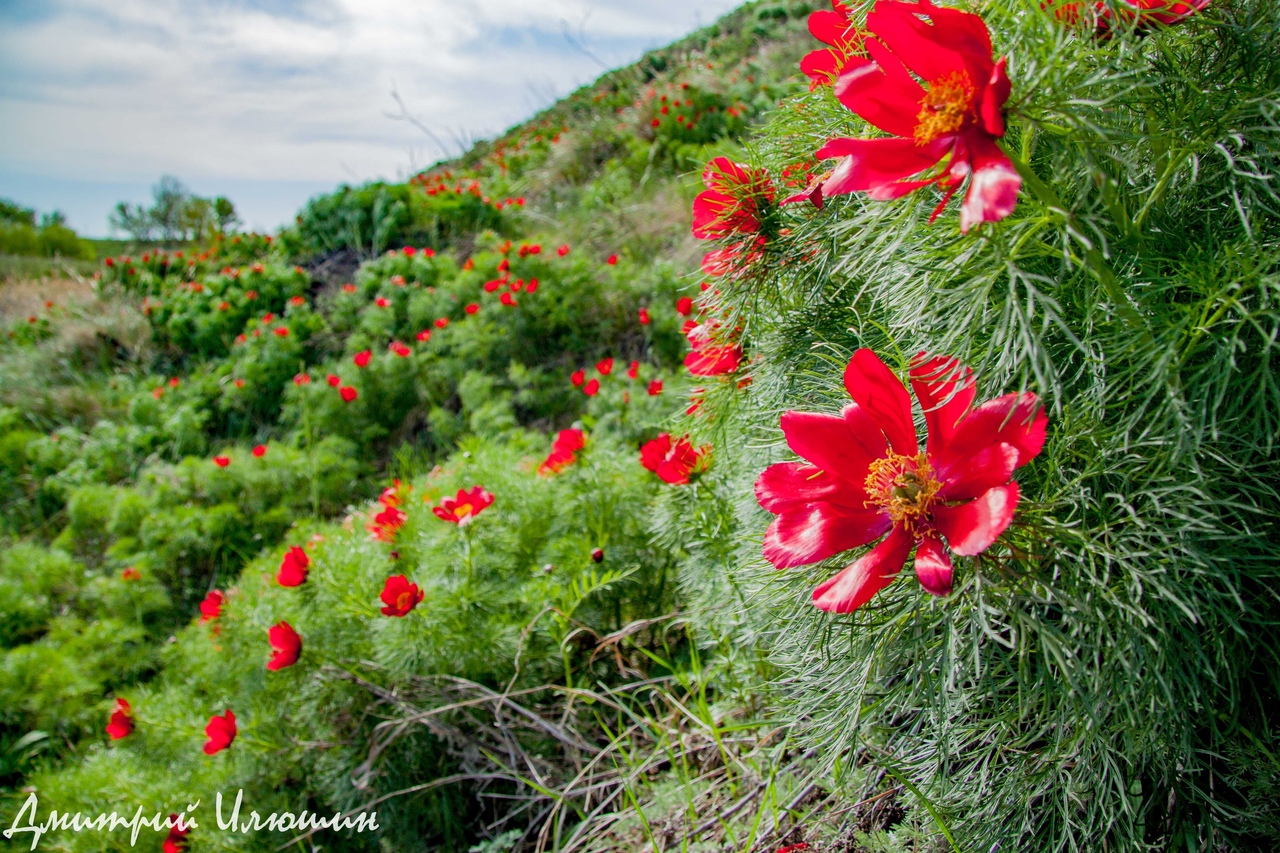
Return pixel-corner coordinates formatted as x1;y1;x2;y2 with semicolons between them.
640;434;711;485
570;356;663;399
368;480;409;541
1048;0;1210;30
755;349;1045;613
538;428;587;476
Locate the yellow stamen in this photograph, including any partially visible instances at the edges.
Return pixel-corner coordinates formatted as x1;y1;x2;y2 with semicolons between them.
914;71;975;145
453;503;473;519
864;452;942;532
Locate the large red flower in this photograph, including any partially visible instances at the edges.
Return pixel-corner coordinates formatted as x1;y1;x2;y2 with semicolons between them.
199;590;224;623
793;0;1020;233
755;349;1045;613
432;486;495;525
380;575;424;617
801;1;863;90
162;815;190;853
640;434;710;485
538;429;588;476
276;546;310;587
684;321;743;377
691;157;775;240
266;621;302;671
106;698;133;740
203;710;237;754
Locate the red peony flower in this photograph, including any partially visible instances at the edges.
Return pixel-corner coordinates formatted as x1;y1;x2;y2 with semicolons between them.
203;710;236;754
416;329;432;342
432;486;495;526
294;373;311;385
353;350;372;367
435;317;449;328
266;621;302;671
684;322;743;376
380;575;424;617
791;0;1020;233
676;296;694;316
390;341;412;357
755;349;1045;613
122;566;141;581
596;358;614;376
211;455;230;469
557;244;571;256
199;590;224;623
607;254;619;265
340;386;358;403
375;296;390;308
277;546;310;587
640;434;709;485
638;307;651;325
801;1;863;90
583;378;600;396
647;379;664;396
368;505;407;542
342;283;357;293
1048;0;1209;28
326;374;341;387
538;428;587;476
692;157;775;240
570;369;586;387
106;698;134;740
627;361;640;380
273;327;290;337
500;292;517;307
465;303;480;315
252;445;267;458
162;816;189;853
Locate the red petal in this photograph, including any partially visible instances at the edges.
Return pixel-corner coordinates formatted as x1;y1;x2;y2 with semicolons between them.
979;57;1011;137
834;53;923;139
868;0;994;91
809;8;854;47
815;136;949;200
944;391;1046;467
958;134;1021;233
781;407;885;486
843;349;918;456
764;503;891;569
755;462;867;513
936;442;1018;502
909;353;975;452
933;482;1018;556
801;48;843;87
914;533;954;596
811;524;913;613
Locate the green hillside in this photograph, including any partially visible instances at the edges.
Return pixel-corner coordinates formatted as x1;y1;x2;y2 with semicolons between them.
2;1;1277;852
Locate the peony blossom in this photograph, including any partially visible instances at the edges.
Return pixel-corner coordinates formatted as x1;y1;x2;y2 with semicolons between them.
368;505;407;542
380;575;424;617
647;379;664;396
276;546;310;587
390;341;412;357
199;590;224;623
640;434;709;485
416;329;432;342
791;0;1020;233
676;296;694;316
684;322;743;377
596;358;614;375
801;1;863;90
435;317;449;329
433;486;495;525
213;456;231;468
755;349;1045;613
252;445;267;458
266;622;302;670
583;379;600;397
353;350;371;368
162;815;189;853
639;307;651;325
607;254;619;265
627;361;640;380
1048;0;1210;29
326;374;341;387
692;157;775;241
203;710;237;754
538;428;587;476
570;369;586;387
106;698;134;740
339;386;358;403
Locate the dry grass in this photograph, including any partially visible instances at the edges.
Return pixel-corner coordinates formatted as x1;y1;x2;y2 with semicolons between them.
0;275;97;325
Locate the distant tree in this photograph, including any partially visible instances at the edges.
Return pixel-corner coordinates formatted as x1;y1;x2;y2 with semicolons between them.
179;196;213;240
39;210;68;229
213;196;240;233
149;175;190;241
0;198;36;227
109;201;155;241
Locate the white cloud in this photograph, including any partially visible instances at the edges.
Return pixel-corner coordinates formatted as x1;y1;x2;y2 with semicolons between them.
0;0;744;232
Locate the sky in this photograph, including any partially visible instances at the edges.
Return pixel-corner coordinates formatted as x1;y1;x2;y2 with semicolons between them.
0;0;743;237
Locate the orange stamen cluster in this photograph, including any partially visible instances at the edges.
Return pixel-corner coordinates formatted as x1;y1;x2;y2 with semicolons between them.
915;71;975;145
864;452;942;531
